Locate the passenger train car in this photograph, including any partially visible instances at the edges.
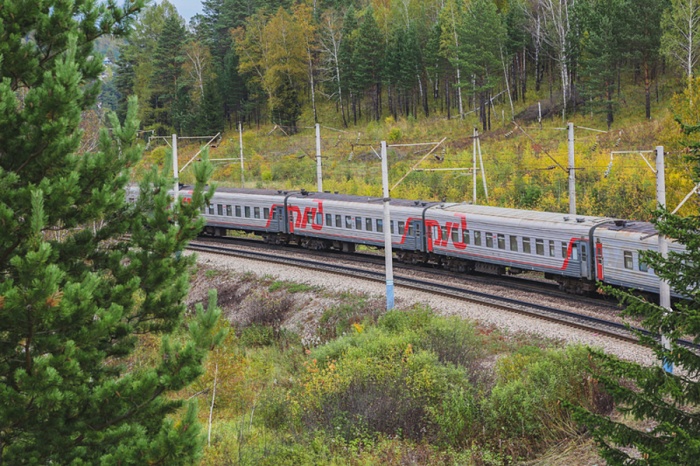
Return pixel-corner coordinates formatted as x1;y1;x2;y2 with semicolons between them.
144;185;682;296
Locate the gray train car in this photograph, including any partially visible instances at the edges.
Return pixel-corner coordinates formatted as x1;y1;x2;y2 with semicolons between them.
199;187;287;236
284;192;434;253
423;203;614;294
593;221;684;295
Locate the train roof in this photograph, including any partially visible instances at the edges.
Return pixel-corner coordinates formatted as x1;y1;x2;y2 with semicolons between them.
439;203;614;228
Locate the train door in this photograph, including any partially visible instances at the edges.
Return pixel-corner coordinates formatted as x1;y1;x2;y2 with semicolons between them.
270;206;284;232
595;240;604;281
579;241;590;279
405;220;423;251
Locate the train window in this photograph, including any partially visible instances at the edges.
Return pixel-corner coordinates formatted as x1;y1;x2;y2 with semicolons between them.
263;208;270;219
345;216;352;229
272;209;277;220
254;207;261;219
244;206;251;218
235;206;241;217
208;204;214;215
355;217;362;230
441;226;448;241
306;211;313;225
523;237;531;254
335;214;342;227
377;219;383;232
639;254;649;272
316;212;322;225
624;251;633;270
408;224;415;236
474;231;482;246
561;242;567;258
366;218;373;231
535;238;544;255
217;204;223;216
497;234;506;250
485;232;494;248
452;228;459;243
463;230;470;245
510;236;518;251
326;213;332;226
226;205;232;216
573;244;579;261
549;240;555;257
390;220;394;234
398;221;405;235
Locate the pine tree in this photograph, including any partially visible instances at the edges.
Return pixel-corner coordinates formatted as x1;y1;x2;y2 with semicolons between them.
577;0;626;130
0;1;224;463
150;14;188;134
352;8;384;121
572;117;700;463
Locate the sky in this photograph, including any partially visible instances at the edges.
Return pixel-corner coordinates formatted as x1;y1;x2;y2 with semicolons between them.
164;0;202;21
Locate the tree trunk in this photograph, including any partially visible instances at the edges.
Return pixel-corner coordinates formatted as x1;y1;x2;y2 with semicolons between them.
445;78;451;120
644;60;651;119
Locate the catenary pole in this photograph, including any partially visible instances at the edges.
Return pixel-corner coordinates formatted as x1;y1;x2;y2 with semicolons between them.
568;122;576;215
381;141;394;310
656;146;672;374
473;128;477;204
239;122;245;187
172;134;178;198
316;123;323;192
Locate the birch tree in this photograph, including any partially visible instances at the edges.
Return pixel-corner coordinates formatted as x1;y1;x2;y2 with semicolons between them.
319;9;348;126
661;0;700;87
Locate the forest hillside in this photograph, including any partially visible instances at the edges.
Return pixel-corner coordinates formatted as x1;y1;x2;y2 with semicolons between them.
105;0;700;220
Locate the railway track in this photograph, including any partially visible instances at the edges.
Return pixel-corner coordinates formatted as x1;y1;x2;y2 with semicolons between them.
187;239;661;346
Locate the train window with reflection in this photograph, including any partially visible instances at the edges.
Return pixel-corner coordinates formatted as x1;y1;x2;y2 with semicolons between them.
561;242;567;258
624;251;633;269
208;204;214;215
474;231;482;246
325;213;332;226
535;238;544;255
510;236;518;251
523;237;531;253
244;206;251;218
463;229;470;244
217;205;223;216
485;232;494;248
452;228;459;243
572;244;579;260
315;212;322;225
376;219;383;232
307;211;313;225
262;208;269;220
226;205;232;216
366;218;373;231
638;253;649;272
398;221;405;235
355;217;362;230
408;224;416;236
336;214;342;227
441;226;448;241
497;234;506;249
235;206;241;217
390;220;394;234
254;207;261;219
272;209;277;220
549;240;555;257
345;216;352;228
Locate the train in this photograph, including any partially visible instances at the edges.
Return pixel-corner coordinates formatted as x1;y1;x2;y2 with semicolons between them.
130;185;682;296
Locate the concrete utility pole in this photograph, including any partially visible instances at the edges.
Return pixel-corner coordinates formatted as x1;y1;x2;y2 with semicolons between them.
656;146;673;374
381;141;394;310
316;123;323;192
172;134;179;198
568;122;576;215
239;123;245;187
473;128;478;204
